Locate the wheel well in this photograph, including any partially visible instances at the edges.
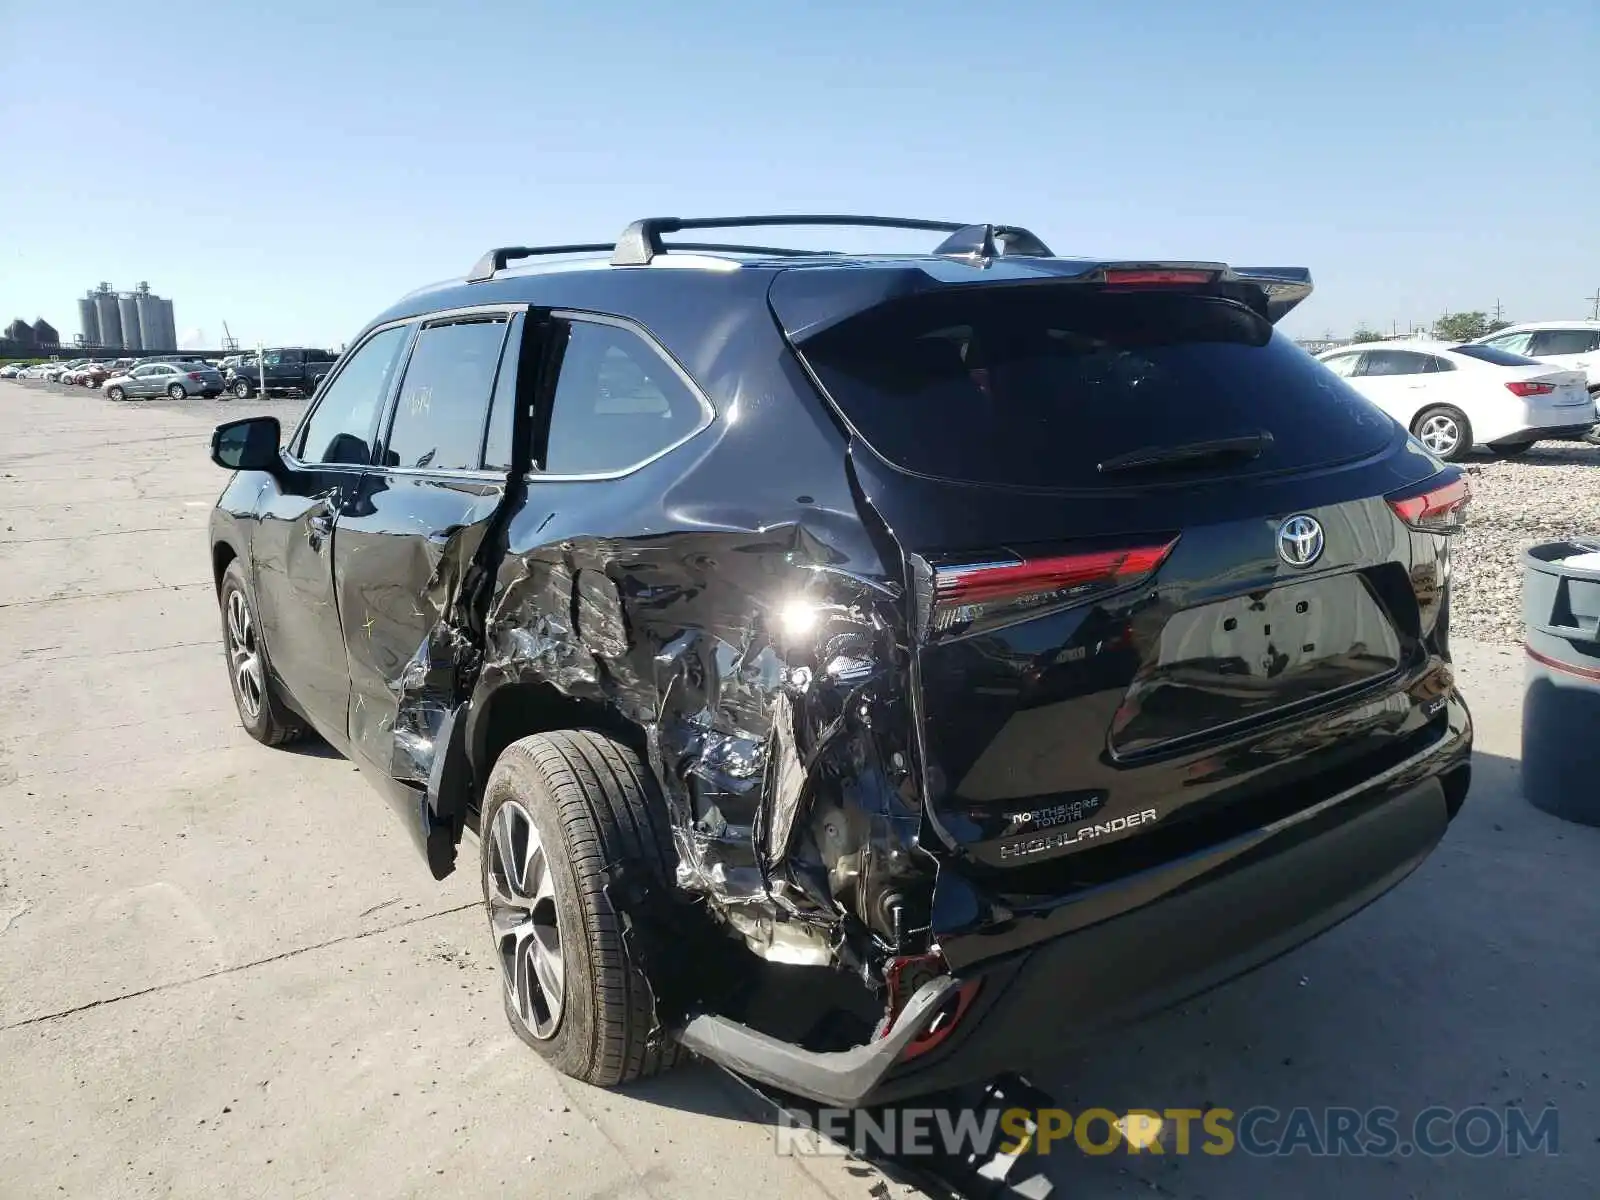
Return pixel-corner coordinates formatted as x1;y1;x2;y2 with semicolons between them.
212;542;237;593
471;681;651;802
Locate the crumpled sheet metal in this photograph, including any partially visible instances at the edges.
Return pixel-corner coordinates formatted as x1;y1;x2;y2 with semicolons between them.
465;521;927;960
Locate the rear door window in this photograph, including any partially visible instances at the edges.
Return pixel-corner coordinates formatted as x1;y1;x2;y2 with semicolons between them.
1528;329;1600;356
1357;350;1430;376
794;289;1394;489
381;316;510;471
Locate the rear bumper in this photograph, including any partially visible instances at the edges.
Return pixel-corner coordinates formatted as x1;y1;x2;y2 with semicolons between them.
1490;420;1599;446
681;695;1470;1107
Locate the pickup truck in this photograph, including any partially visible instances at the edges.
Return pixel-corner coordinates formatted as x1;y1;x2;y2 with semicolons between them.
225;347;339;399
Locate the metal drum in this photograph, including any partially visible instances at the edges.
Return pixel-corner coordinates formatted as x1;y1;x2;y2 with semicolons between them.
1522;539;1600;825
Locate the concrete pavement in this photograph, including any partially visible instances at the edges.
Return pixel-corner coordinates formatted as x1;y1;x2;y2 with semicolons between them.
1;379;1595;1198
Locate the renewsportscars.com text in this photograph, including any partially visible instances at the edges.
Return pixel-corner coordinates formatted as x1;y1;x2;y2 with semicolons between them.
773;1104;1559;1159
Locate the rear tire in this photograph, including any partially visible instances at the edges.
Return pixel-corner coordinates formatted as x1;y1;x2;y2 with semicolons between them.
167;383;186;400
1413;406;1473;461
480;730;680;1086
218;559;303;746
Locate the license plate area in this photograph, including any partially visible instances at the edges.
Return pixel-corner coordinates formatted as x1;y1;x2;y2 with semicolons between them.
1109;574;1402;757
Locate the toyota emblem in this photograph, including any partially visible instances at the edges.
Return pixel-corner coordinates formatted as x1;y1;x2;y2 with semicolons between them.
1276;514;1325;568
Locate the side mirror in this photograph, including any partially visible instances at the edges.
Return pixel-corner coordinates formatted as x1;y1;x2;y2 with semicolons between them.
211;416;283;472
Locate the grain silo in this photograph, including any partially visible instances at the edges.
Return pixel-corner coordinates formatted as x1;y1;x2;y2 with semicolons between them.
135;290;163;351
94;290;122;350
155;297;177;351
118;294;143;352
78;294;101;347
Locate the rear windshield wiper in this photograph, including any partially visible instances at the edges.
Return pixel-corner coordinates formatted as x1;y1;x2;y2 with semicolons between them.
1098;431;1274;475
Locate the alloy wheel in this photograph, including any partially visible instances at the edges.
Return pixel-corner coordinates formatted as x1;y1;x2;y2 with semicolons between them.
485;800;565;1040
225;587;264;720
1417;414;1461;457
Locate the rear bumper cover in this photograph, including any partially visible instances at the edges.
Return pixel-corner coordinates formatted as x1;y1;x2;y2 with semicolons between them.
680;696;1470;1107
1489;421;1598;446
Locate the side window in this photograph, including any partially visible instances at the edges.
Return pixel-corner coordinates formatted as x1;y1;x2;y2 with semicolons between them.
281;349;304;365
1358;350;1426;377
542;320;708;475
1486;332;1533;355
295;325;410;466
382;317;510;471
1320;353;1360;378
482;312;525;472
263;350;282;367
1420;355;1454;373
1528;329;1600;356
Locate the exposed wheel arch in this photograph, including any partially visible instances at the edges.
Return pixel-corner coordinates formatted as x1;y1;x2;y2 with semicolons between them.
466;680;653;817
212;541;239;593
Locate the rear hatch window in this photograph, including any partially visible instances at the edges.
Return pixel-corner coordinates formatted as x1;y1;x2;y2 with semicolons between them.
793;288;1395;490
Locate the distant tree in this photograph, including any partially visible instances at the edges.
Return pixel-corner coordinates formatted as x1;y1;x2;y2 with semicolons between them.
1351;325;1386;343
1432;311;1492;342
1485;317;1513;335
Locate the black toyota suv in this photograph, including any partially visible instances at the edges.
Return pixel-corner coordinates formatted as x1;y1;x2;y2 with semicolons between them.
207;215;1473;1107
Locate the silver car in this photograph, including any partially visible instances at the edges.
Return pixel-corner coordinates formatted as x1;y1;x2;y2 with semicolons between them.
103;361;226;401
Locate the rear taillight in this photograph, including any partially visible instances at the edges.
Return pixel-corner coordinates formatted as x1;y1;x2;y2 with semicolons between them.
932;538;1178;635
1102;268;1215;286
1506;381;1555;397
187;371;203;381
1388;474;1470;532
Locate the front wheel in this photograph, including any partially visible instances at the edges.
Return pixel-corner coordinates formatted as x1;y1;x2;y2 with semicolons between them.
106;385;124;401
218;559;303;746
232;378;253;399
480;730;680;1086
1413;406;1473;461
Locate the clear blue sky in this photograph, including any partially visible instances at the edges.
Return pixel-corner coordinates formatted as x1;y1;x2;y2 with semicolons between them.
2;0;1595;349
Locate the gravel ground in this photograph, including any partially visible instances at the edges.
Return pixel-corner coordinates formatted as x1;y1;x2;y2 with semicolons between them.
1453;441;1600;644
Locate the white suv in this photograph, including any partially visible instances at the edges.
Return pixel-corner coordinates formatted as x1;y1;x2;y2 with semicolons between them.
1472;321;1600;391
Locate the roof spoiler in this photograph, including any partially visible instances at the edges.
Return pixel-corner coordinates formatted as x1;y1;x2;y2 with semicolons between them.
1226;266;1314;323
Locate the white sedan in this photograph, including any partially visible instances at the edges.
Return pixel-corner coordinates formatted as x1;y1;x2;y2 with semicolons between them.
1317;340;1595;460
1470;321;1600;390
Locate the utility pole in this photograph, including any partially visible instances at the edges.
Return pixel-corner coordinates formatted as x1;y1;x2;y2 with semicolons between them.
1492;299;1505;323
1588;288;1600;321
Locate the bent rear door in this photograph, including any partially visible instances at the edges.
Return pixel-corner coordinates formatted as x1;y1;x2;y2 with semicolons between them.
776;278;1455;885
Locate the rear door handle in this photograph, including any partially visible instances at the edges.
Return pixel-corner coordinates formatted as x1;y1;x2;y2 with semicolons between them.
308;512;333;538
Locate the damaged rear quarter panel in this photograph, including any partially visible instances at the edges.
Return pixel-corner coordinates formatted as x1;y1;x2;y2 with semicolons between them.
461;287;934;974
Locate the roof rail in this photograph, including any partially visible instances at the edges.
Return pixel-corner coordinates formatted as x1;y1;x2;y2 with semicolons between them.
609;214;1052;266
466;243;614;283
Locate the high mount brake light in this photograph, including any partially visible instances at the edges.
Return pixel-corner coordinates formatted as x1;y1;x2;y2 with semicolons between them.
1102;269;1216;286
932;538;1178;634
1505;381;1555;397
1388;475;1470;531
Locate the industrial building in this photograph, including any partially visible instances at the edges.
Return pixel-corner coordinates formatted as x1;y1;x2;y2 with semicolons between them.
76;282;176;352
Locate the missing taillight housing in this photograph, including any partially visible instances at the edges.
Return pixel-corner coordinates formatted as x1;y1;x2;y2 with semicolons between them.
1388;474;1470;532
932;537;1178;636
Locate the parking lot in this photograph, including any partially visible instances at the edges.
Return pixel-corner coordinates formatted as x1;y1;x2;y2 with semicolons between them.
1;379;1597;1198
